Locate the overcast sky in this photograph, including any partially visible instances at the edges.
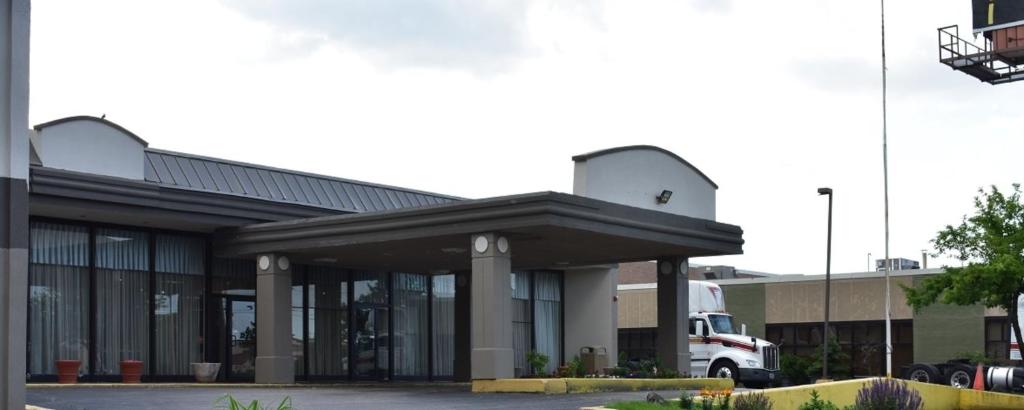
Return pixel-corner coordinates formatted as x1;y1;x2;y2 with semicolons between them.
28;0;1022;275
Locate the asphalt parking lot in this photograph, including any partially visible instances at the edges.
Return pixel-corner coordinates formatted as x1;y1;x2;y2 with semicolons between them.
27;384;689;410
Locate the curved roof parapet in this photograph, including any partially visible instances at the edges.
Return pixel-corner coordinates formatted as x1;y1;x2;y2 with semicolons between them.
572;145;718;189
34;115;149;147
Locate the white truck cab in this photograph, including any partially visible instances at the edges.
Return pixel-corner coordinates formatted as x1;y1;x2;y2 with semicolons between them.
689;281;779;388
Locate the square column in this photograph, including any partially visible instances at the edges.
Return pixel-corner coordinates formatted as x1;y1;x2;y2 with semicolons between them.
656;257;691;375
470;233;514;380
564;265;619;367
255;253;294;384
0;0;30;408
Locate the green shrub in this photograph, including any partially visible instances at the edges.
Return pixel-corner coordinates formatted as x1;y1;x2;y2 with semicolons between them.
796;390;839;410
807;336;851;380
526;350;550;376
954;351;997;366
214;395;292;410
679;392;696;409
780;354;813;385
851;378;922;410
733;392;773;410
566;355;586;378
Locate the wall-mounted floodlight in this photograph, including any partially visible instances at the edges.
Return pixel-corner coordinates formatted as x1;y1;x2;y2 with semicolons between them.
656;190;673;204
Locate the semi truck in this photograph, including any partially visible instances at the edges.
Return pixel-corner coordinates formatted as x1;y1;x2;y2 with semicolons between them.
901;295;1024;392
688;280;779;388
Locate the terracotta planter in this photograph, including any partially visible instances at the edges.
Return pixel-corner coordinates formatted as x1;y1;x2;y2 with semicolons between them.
55;360;80;384
120;360;143;384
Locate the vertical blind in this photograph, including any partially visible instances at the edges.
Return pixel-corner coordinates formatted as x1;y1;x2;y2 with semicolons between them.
28;222;90;375
431;274;455;378
533;272;562;375
305;266;348;376
393;273;428;377
94;228;150;374
154;234;205;375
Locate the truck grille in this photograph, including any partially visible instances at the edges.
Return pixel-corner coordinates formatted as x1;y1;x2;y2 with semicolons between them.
762;345;779;370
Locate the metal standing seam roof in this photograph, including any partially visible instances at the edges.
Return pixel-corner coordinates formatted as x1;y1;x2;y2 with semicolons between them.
143;149;461;213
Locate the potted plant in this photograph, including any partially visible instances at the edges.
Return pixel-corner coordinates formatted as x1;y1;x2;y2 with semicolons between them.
120;359;143;383
55;359;80;384
191;362;221;383
525;351;549;377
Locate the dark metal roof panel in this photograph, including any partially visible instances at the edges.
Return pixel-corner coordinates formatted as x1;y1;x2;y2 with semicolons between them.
143;149;460;213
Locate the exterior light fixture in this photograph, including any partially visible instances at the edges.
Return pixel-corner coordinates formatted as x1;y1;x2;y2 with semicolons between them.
656;190;673;204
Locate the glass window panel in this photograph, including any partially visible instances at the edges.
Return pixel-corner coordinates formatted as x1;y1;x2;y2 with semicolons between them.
393;273;428;377
212;258;255;296
305;265;348;376
154;234;206;376
292;307;304;376
533;272;561;374
95;228;150;374
431;274;455;378
28;222;90;375
353;272;387;304
511;272;531;375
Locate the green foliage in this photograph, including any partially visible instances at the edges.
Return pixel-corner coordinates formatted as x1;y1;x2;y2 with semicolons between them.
526;350;550;376
808;336;851;380
780;354;813;385
680;392;696;409
954;351;998;365
901;184;1024;352
566;355;586;378
797;390;839;410
214;395;292;410
733;392;774;410
850;378;922;410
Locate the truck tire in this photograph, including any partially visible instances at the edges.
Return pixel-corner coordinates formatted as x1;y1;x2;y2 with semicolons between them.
709;360;740;385
945;364;975;389
905;363;941;384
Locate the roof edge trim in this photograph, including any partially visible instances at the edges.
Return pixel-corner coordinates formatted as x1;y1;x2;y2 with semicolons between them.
572;145;719;189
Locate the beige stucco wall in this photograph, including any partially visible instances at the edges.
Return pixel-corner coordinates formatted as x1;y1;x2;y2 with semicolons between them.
765;276;914;323
618;288;657;328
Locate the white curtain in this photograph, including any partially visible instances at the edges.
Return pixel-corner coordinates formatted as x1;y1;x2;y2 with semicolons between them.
431;274;455;378
28;222;90;375
94;228;150;375
154;234;205;375
533;272;562;374
394;273;428;377
511;272;531;375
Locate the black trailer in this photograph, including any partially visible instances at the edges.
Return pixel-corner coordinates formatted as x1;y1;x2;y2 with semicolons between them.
902;359;1024;392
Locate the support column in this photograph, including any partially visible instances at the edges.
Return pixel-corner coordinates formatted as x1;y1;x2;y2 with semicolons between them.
564;265;618;368
656;257;690;375
0;0;29;407
470;233;513;380
255;253;294;384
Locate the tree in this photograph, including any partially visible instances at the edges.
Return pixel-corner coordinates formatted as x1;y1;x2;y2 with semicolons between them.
902;184;1024;361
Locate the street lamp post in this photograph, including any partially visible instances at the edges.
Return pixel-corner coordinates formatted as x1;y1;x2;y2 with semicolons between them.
818;187;834;380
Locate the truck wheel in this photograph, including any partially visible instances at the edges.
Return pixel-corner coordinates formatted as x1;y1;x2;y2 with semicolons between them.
905;364;941;384
709;360;739;385
945;365;974;389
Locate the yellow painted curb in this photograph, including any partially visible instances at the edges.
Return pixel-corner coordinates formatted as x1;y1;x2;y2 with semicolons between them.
472;378;731;394
731;378;1024;410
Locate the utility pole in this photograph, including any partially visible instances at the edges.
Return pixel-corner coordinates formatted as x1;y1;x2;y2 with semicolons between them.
880;0;893;379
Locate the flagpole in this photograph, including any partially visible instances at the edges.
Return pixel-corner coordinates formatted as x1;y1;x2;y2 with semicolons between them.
880;0;893;378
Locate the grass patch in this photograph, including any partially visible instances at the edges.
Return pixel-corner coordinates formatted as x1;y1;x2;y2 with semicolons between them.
604;401;676;410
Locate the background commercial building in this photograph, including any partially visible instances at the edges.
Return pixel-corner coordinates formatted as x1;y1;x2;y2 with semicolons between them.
618;264;1016;377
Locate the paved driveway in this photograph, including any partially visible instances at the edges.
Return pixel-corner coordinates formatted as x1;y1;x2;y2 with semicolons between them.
27;384;688;410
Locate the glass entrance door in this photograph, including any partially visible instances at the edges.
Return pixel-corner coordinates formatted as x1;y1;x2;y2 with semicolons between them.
226;298;256;380
353;306;389;380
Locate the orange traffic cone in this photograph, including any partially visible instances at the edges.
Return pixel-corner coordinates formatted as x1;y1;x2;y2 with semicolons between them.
973;363;985;391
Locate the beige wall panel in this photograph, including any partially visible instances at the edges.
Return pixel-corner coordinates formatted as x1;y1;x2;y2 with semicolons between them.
766;277;914;324
617;289;657;328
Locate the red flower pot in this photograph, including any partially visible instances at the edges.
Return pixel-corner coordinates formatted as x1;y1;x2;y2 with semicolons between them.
120;360;143;384
55;360;81;384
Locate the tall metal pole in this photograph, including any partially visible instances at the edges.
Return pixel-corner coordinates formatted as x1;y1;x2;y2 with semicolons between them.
822;190;833;379
880;0;893;378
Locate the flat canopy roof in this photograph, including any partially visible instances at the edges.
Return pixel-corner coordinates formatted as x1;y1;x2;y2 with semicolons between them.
216;192;744;271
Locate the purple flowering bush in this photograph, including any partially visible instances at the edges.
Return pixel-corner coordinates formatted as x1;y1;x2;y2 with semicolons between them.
853;378;923;410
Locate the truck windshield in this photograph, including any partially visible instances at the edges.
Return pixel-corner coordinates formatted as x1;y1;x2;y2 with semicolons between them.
708;314;737;334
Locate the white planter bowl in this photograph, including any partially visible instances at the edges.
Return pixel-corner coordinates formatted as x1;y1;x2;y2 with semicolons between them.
191;362;221;383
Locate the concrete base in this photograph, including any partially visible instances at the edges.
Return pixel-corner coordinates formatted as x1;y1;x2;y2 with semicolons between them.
254;356;294;384
470;348;514;380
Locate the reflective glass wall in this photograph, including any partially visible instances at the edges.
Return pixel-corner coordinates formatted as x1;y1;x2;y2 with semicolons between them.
510;271;564;376
28;220;207;380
